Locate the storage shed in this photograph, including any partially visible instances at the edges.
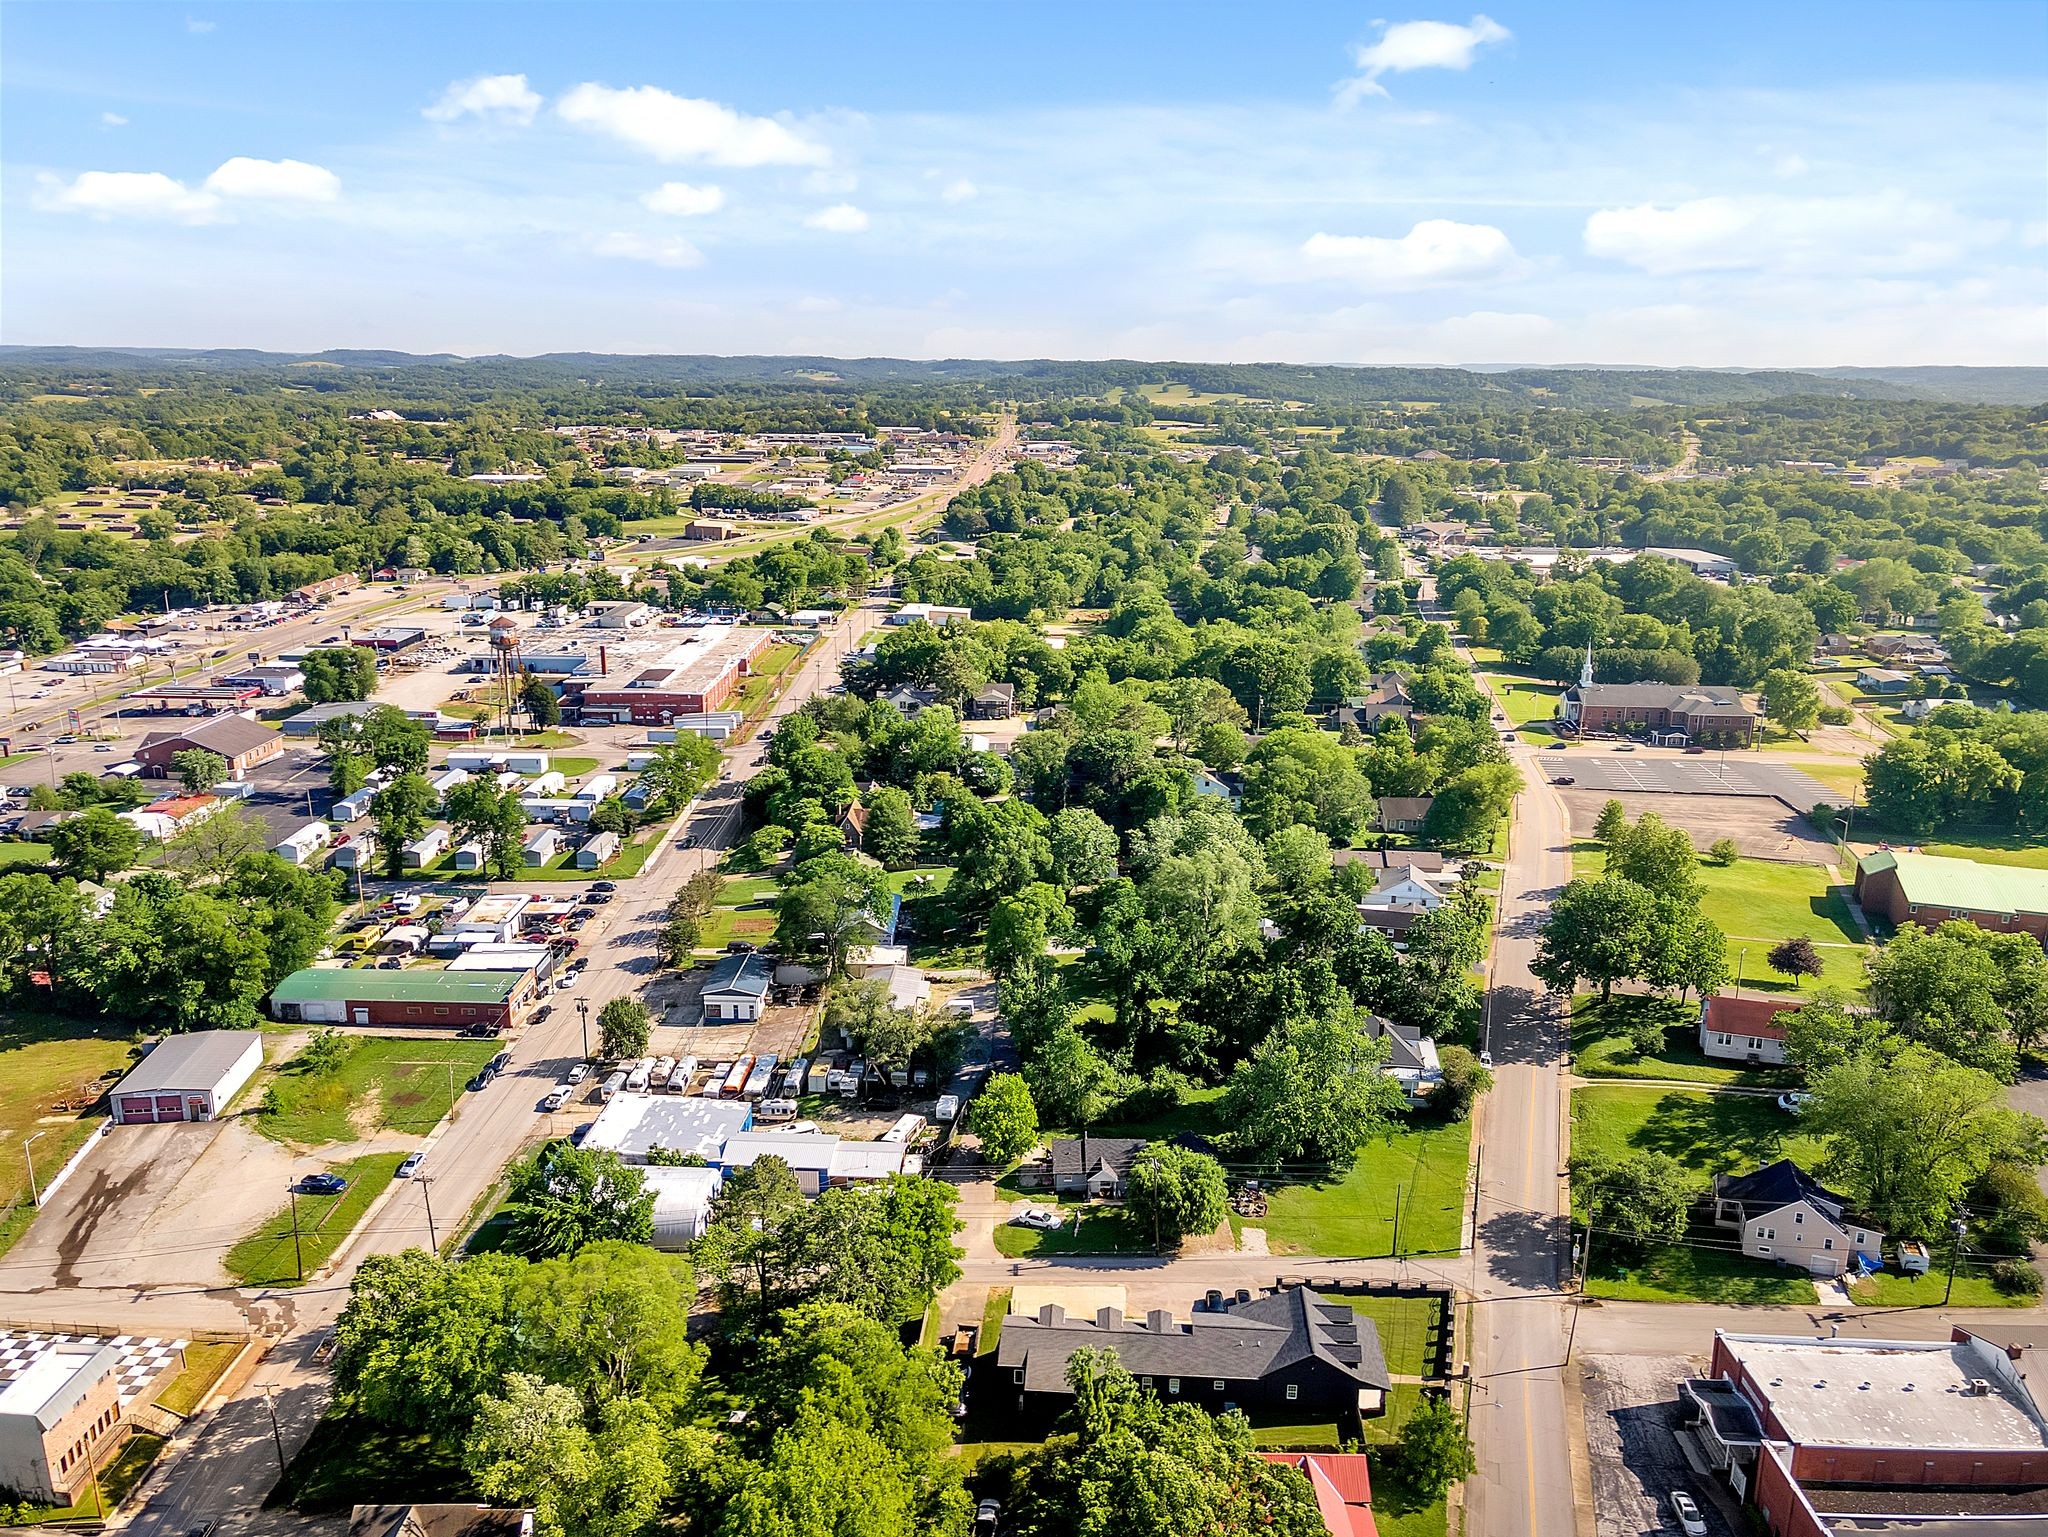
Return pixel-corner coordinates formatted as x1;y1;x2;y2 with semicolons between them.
110;1031;262;1124
576;831;621;869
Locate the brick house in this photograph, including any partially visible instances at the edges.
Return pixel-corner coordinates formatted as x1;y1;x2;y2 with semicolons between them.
1855;850;2048;941
269;967;534;1030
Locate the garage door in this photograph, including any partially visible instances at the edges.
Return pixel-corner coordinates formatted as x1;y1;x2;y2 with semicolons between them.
154;1094;187;1121
117;1094;158;1123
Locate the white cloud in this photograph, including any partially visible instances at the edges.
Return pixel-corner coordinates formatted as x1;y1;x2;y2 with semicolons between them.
101;112;128;128
640;181;725;217
1773;153;1809;178
1341;15;1509;102
557;83;827;166
202;156;341;202
1583;192;1985;276
590;231;704;268
940;178;978;203
424;73;543;126
1299;219;1516;286
39;170;218;222
805;203;869;234
184;15;215;32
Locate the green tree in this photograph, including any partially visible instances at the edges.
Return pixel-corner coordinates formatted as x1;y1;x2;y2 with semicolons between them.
1868;920;2044;1079
984;883;1073;980
47;805;142;881
333;1248;523;1435
966;1072;1039;1164
1238;727;1375;842
1807;1045;2046;1234
1046;806;1119;888
520;674;561;728
167;800;267;881
370;771;437;877
444;778;529;880
1605;812;1702;903
1569;1148;1697;1245
697;1155;811;1324
1398;1398;1478;1500
1532;877;1656;1002
1435;1044;1494;1121
170;748;229;795
1222;1012;1406;1167
502;1143;654;1259
1023;1023;1122;1126
301;645;379;704
1422;761;1523;852
1761;668;1822;739
464;1373;595;1537
639;732;722;816
511;1241;701;1408
859;785;921;868
597;996;652;1060
775;853;886;975
1595;799;1628;843
1124;1143;1228;1247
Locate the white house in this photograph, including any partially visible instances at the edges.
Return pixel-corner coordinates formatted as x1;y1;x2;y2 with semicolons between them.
523;827;564;865
576;830;621;869
1363;1016;1443;1103
272;820;334;866
1711;1159;1884;1278
1357;863;1458;915
1697;993;1797;1066
1191;767;1241;808
701;952;772;1022
403;825;451;868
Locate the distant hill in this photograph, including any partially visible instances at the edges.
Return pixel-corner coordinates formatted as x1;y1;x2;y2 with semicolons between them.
0;347;2038;407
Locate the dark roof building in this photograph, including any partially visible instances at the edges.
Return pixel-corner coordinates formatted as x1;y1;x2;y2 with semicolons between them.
349;1507;534;1537
1559;648;1755;745
1375;796;1434;832
967;681;1017;719
134;713;285;777
1048;1134;1148;1197
995;1286;1390;1426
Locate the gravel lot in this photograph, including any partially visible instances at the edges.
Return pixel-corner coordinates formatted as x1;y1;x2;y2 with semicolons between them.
1557;788;1836;865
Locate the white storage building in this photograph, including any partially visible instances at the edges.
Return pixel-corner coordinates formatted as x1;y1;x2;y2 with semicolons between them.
109;1031;263;1124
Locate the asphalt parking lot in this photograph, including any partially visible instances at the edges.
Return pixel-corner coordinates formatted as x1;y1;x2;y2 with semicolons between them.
1581;1353;1738;1537
1552;755;1832;810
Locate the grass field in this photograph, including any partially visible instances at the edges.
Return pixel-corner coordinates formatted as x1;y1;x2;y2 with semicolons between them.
256;1036;497;1146
1571;1084;1825;1178
1320;1291;1448;1378
1587;1241;1819;1305
1570;996;1796;1087
993;1206;1147;1258
728;643;804;715
697;872;781;950
1921;835;2048;871
1573;849;1870;993
550;756;602;777
1847;1267;2032;1308
0;841;52;870
1257;1120;1470;1258
0;1016;137;1256
154;1339;243;1417
1483;675;1563;736
224;1151;405;1286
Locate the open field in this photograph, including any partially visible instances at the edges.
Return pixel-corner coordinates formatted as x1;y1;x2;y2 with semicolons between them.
993;1206;1145;1258
154;1339;242;1417
224;1150;406;1286
1848;1267;2030;1309
1587;1241;1819;1305
1558;787;1837;866
697;872;781;950
1321;1290;1447;1378
256;1036;498;1146
1920;835;2048;871
1571;1084;1825;1177
1256;1120;1470;1258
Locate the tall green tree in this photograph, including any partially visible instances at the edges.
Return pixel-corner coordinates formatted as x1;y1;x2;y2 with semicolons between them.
966;1072;1039;1164
370;771;437;877
47;806;142;881
301;645;379;704
170;748;229;795
1124;1143;1228;1247
502;1143;654;1259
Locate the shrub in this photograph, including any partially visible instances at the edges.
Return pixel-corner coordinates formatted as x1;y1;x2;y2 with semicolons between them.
1818;704;1853;726
1706;837;1740;867
1625;1012;1669;1059
1992;1259;2044;1298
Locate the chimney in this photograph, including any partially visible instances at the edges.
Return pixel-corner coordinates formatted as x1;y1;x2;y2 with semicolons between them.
1038;1304;1065;1325
1097;1307;1123;1331
1147;1308;1174;1334
599;644;608;677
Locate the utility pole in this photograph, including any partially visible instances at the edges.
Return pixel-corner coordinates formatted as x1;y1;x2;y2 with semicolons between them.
420;1176;439;1252
1565;1207;1596;1366
1391;1183;1405;1260
577;997;591;1061
1469;1143;1483;1248
287;1184;304;1283
1943;1216;1970;1305
260;1383;288;1476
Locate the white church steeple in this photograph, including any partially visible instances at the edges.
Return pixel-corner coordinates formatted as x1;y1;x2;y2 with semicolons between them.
1578;642;1595;690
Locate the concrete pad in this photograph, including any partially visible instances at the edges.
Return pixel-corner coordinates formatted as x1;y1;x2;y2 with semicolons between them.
1010;1283;1129;1319
1557;789;1836;865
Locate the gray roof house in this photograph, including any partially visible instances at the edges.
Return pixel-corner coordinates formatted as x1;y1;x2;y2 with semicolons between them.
1048;1134;1148;1198
701;952;772;1022
995;1286;1390;1425
1710;1158;1884;1278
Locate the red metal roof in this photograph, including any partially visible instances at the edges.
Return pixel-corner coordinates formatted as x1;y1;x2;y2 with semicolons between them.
1258;1452;1377;1537
1703;993;1800;1041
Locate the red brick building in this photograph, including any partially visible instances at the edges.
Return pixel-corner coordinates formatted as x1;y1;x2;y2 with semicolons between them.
1855;850;2048;942
569;627;773;725
1690;1330;2048;1537
134;713;285;778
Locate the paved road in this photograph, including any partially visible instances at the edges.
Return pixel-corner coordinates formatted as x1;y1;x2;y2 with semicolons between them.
111;602;890;1534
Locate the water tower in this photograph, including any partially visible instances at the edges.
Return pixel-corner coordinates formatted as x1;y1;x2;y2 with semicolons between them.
488;615;522;739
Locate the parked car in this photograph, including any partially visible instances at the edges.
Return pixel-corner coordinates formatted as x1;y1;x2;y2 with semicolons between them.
1615;744;1637;752
1669;1491;1707;1537
1547;742;1567;750
396;1153;424;1180
590;880;618;893
541;1085;570;1112
680;834;697;848
1551;775;1575;785
726;940;757;954
1478;1050;1494;1069
296;1173;348;1196
1011;1206;1061;1231
1776;1091;1813;1115
556;973;578;991
975;1499;1002;1536
567;1062;589;1085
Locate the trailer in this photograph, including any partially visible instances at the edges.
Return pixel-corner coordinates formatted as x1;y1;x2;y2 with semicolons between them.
782;1058;809;1097
650;1056;676;1088
700;1062;733;1098
881;1113;927;1145
599;1070;627;1102
672;1055;698;1094
742;1054;778;1098
625;1057;654;1094
720;1057;754;1097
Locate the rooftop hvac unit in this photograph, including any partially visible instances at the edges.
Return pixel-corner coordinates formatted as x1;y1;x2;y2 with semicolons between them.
1964;1378;1995;1397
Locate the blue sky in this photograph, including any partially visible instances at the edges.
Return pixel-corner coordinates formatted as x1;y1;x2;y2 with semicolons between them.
4;1;2043;365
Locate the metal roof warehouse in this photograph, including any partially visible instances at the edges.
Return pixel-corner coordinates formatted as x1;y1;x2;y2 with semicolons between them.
269;966;531;1029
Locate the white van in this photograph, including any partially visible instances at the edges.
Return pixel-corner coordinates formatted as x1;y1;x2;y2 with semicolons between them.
625;1057;654;1093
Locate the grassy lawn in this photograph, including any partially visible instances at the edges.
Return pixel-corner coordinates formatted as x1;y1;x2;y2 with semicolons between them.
697;872;781;950
275;1411;471;1513
256;1036;498;1146
980;1287;1010;1356
1320;1292;1447;1378
1922;835;2048;872
0;1016;138;1256
1570;996;1796;1087
549;755;601;777
1483;675;1563;735
14;1430;167;1522
1039;1086;1229;1147
1258;1120;1470;1258
1571;1084;1825;1178
517;827;663;881
0;840;52;869
225;1151;405;1286
1587;1242;1819;1305
154;1339;242;1417
728;642;805;715
993;1206;1148;1258
1848;1267;2033;1308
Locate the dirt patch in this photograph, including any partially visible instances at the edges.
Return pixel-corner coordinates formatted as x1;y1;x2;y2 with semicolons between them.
1558;789;1835;865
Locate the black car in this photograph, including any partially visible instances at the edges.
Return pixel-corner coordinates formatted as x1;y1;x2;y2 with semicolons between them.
727;940;757;954
468;1069;495;1093
296;1173;348;1196
590;880;618;893
488;1051;512;1074
586;891;614;905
